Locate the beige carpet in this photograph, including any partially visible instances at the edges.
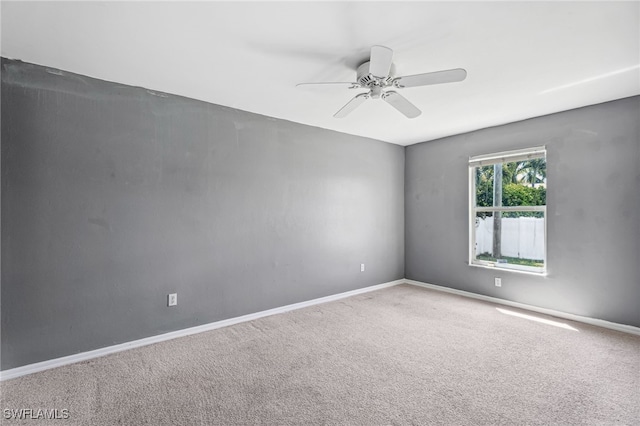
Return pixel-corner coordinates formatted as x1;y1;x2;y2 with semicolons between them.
1;284;639;425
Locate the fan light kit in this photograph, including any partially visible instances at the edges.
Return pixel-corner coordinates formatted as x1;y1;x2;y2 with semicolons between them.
297;45;467;119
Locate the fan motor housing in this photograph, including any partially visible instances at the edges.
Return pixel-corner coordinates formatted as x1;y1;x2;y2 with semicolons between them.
356;61;396;87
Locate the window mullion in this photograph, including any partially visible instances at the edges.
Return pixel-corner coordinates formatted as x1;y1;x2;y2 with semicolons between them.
475;206;546;213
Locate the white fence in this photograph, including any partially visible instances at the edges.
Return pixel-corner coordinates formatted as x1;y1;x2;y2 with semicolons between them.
475;216;544;260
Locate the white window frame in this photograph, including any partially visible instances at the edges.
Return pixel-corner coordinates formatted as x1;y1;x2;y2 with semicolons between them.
468;146;547;275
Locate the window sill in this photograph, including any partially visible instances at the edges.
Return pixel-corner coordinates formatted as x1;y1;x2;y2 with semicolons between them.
469;262;547;277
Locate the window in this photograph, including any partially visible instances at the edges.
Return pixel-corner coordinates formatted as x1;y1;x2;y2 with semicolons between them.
469;147;546;274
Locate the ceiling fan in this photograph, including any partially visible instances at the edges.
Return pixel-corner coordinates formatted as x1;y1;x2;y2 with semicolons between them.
297;46;467;119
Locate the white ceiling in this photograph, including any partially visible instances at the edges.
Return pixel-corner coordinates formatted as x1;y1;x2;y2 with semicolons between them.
2;1;639;146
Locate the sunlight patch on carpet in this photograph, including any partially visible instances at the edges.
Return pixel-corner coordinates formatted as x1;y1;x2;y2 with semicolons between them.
496;308;579;331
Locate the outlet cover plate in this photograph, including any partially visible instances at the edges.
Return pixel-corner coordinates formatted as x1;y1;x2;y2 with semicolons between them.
168;293;177;306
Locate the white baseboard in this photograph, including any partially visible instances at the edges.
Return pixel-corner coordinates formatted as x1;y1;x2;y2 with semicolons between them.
0;279;404;381
404;279;640;336
3;277;637;381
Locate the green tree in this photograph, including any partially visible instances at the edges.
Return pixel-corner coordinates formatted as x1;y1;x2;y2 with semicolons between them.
475;166;493;207
517;158;546;187
475;159;547;207
502;183;546;217
502;161;520;184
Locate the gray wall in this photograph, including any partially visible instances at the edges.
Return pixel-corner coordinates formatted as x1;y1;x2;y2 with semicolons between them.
1;59;405;370
406;96;640;328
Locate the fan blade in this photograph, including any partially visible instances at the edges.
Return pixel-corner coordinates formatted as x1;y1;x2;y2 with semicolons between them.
382;91;421;118
296;82;359;89
334;93;369;118
394;68;467;88
369;45;394;78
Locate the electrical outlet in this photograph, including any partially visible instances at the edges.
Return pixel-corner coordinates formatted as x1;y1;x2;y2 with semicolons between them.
495;278;502;287
168;293;177;306
361;263;365;272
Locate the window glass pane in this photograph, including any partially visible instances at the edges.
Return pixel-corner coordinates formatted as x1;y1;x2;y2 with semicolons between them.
501;159;546;207
474;211;545;270
474;165;494;206
474;159;546;208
